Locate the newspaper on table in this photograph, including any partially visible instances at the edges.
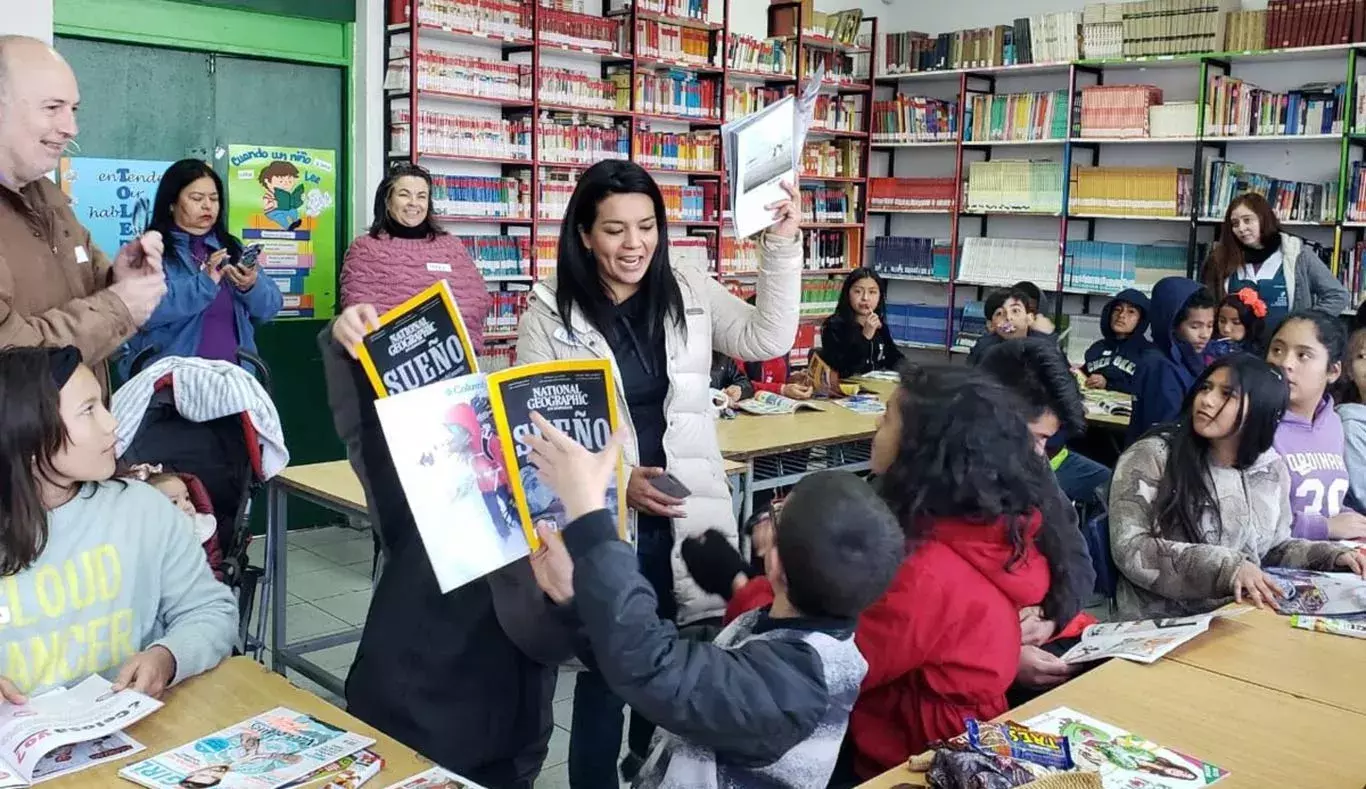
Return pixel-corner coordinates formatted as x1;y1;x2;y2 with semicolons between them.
118;708;374;789
735;391;825;415
1024;708;1229;788
1059;608;1250;665
1266;567;1366;616
0;674;160;788
721;63;824;238
380;766;489;788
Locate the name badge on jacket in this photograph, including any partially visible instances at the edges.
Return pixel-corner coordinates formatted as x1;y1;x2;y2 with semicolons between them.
74;245;90;264
426;262;451;273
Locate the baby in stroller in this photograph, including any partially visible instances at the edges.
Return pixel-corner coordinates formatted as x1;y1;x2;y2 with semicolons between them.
125;463;225;580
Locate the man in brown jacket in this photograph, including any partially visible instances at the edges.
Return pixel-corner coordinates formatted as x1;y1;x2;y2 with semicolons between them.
0;35;166;386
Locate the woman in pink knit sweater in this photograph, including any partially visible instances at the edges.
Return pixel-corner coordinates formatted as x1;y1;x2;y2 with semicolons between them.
334;162;491;347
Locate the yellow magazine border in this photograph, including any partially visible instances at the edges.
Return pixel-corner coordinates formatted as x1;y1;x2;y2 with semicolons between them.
354;280;479;399
487;358;628;550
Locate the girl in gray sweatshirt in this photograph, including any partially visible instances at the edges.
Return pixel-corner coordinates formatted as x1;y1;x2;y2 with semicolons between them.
0;347;237;700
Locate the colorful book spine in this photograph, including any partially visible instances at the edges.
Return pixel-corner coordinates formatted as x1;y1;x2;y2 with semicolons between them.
539;112;630;164
963;90;1067;142
964;160;1064;213
389;109;532;159
632;69;720;118
726;33;794;75
406;0;531;39
430;173;531;218
868;178;955;211
1068;166;1193;217
632;128;720;171
800;139;864;178
636;19;714;64
871;95;958;143
456;235;533;277
1077;84;1163;139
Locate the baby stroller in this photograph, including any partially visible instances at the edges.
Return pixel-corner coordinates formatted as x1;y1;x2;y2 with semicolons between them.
114;348;279;654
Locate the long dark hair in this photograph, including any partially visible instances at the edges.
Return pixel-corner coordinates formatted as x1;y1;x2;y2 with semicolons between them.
878;363;1068;568
828;268;887;328
1150;354;1287;545
1337;328;1366;404
1204;192;1282;300
1218;289;1268;352
369;162;445;240
148;159;243;261
555;160;684;345
0;348;70;576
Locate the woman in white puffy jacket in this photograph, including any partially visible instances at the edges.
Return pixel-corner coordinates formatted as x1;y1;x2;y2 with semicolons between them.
515;160;802;787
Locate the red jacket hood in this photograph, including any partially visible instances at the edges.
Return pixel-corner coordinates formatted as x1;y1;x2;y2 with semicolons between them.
920;512;1047;608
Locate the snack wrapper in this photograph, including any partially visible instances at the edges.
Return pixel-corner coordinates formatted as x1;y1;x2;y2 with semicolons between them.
967;720;1074;770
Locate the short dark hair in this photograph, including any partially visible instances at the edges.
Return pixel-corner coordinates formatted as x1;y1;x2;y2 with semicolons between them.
976;336;1087;435
1176;287;1216;326
776;471;904;619
985;287;1037;320
369;162;445;240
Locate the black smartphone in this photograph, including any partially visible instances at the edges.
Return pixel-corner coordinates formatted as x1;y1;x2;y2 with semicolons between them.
235;243;264;270
650;472;692;499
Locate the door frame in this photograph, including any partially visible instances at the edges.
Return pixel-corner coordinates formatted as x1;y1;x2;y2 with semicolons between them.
53;0;357;246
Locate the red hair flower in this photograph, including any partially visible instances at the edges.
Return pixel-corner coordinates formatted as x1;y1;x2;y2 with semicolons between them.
1234;287;1268;319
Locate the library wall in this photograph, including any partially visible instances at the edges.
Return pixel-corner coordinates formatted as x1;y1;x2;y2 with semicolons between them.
729;0;901;38
901;0;1273;33
0;0;55;41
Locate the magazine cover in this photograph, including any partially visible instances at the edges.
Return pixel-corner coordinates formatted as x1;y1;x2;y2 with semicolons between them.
1266;567;1366;615
487;360;626;551
279;749;383;789
118;708;374;789
735;392;825;415
1024;708;1229;788
380;766;489;788
375;373;529;593
832;395;886;415
1059;608;1250;665
356;281;478;398
0;674;160;788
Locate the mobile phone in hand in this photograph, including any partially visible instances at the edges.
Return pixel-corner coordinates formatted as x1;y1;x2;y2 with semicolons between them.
650;472;691;499
235;243;264;270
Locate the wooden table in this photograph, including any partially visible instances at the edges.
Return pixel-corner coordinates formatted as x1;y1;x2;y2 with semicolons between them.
58;657;429;787
1084;392;1132;428
857;659;1366;788
264;461;371;698
1168;606;1366;716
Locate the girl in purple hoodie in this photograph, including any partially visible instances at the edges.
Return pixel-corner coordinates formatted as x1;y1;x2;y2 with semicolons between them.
1265;310;1366;540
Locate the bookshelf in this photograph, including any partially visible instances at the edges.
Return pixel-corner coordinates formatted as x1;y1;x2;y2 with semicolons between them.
869;10;1366;357
385;0;878;354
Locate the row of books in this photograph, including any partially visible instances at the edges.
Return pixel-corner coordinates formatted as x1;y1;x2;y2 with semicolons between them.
540;7;627;51
671;235;712;272
1263;0;1365;49
637;18;714;64
724;84;793;118
659;182;713;222
1345;161;1366;221
726;33;794;76
1070;166;1193;218
1204;78;1345;137
885;303;957;348
609;0;711;23
963;89;1068;143
404;0;531;39
1063;239;1192;294
630;69;721;118
387;50;531;101
871;96;958;143
716;234;760;274
540;67;625;110
389;110;532;160
796;278;843;317
1224;8;1268;51
458;235;532;277
801;139;864;178
799;186;855;224
798;7;866;47
1200;158;1338;223
1077;84;1164;139
871;236;953;279
633;128;719;171
881;13;1082;75
534;236;559;279
801;49;870;87
811;94;865;133
540;114;630;164
964;160;1065;214
485;289;529;337
1109;0;1230;58
430;174;530;219
477;344;518;372
869;177;955;212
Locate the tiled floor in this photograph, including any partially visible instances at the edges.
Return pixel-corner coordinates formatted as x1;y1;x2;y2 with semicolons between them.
247;524;598;789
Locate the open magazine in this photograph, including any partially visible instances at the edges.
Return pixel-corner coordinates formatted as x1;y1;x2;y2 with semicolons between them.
1024;708;1228;788
0;674;160;788
721;63;824;238
381;766;489;788
735;391;825;415
375;359;625;590
1266;567;1366;616
118;708;374;789
279;750;382;789
1059;608;1250;665
355;281;478;398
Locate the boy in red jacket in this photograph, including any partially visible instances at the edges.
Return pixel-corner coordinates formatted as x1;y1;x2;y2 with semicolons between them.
691;364;1062;782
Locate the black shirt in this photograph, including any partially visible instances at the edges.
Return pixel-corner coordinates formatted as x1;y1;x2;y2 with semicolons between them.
604;291;669;470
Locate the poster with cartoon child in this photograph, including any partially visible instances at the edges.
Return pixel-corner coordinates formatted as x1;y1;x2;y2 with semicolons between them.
226;145;337;320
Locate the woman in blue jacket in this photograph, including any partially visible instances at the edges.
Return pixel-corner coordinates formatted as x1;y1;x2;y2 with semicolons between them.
117;159;282;378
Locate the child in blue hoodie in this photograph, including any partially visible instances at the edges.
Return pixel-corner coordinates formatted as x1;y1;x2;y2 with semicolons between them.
1126;278;1216;445
1082;289;1152;394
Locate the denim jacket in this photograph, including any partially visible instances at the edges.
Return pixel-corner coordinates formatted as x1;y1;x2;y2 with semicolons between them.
116;229;283;379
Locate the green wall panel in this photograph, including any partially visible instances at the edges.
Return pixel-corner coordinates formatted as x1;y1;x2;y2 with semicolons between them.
164;0;355;23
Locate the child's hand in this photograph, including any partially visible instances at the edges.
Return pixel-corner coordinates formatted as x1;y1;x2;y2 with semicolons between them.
529;523;575;605
1231;560;1285;608
780;383;813;400
112;645;177;698
0;677;27;705
1084;374;1107;390
1335;550;1366;577
526;412;625;522
1016;645;1074;689
1327;511;1366;539
1018;606;1056;647
680;530;750;601
724;385;743;406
